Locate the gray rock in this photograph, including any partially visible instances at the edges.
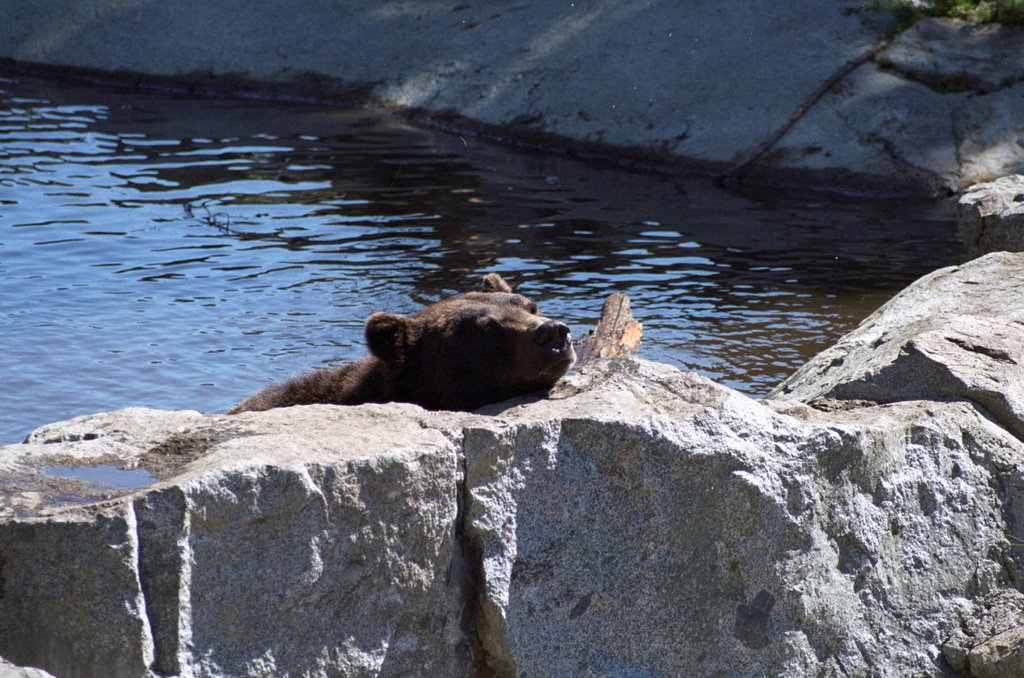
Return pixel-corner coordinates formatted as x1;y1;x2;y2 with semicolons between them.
769;61;966;194
956;86;1024;187
881;18;1024;94
0;405;468;678
0;506;155;678
741;17;1024;192
2;360;1023;676
941;589;1024;673
772;50;1024;195
0;658;57;678
794;314;1024;440
0;408;218;519
769;251;1024;412
23;406;206;448
5;249;1024;675
5;2;1024;192
959;175;1024;256
769;249;1024;675
463;360;1024;676
969;624;1024;678
0;0;882;177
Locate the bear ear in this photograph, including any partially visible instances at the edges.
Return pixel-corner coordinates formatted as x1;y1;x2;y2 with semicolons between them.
365;312;414;365
482;273;513;294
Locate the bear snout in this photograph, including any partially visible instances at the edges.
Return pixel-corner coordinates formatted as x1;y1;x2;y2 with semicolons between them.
533;320;572;353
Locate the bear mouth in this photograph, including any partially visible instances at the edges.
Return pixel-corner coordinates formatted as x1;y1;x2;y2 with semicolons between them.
540;346;576;376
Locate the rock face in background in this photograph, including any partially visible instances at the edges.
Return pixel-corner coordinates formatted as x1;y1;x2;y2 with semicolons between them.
3;252;1024;677
880;18;1024;94
2;3;1024;193
959;175;1024;256
772;17;1024;193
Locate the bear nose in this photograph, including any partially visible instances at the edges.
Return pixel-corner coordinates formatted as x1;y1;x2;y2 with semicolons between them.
533;320;571;352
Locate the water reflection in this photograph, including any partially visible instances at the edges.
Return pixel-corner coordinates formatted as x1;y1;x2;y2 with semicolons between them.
0;74;964;443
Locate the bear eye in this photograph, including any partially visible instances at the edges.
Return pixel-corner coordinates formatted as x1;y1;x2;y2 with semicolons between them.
527;302;539;315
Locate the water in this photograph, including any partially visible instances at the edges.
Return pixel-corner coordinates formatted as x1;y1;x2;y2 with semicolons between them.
0;74;964;444
44;464;155;490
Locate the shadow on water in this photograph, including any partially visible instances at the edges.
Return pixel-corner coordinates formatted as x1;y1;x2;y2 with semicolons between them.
0;74;964;443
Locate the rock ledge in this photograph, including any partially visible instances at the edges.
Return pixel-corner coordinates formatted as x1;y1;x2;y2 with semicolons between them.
3;254;1024;676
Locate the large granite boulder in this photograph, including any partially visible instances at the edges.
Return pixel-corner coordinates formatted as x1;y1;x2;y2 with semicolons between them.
769;251;1024;412
466;361;1023;676
3;253;1024;676
0;406;468;678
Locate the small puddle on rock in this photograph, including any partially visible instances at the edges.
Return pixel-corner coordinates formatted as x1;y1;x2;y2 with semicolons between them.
44;465;155;490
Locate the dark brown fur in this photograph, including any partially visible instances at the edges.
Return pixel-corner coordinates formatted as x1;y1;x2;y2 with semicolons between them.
227;274;575;413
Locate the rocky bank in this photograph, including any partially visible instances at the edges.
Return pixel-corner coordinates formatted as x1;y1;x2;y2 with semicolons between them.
3;3;1024;194
2;252;1024;677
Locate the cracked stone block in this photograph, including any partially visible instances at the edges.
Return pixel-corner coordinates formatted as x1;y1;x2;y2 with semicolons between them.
0;405;469;678
959;175;1024;256
0;509;154;678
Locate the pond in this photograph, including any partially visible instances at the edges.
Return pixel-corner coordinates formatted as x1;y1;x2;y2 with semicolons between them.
0;73;964;444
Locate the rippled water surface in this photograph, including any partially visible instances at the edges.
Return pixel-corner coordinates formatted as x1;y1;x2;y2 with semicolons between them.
0;74;964;443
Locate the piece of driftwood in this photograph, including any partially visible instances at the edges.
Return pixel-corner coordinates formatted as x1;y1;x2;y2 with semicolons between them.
573;293;643;367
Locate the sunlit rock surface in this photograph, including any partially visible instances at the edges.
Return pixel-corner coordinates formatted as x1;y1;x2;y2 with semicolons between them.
770;251;1024;423
0;658;56;678
3;5;1024;192
0;406;468;677
3;254;1024;676
959;175;1024;256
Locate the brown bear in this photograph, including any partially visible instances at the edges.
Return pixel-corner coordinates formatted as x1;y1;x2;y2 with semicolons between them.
227;273;575;413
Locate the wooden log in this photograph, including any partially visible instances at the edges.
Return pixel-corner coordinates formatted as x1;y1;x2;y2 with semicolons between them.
573;293;643;367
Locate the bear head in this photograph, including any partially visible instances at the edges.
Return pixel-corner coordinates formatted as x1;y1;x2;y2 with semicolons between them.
364;273;575;410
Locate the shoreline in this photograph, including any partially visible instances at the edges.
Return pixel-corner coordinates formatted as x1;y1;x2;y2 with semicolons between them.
0;58;922;198
4;4;1022;197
